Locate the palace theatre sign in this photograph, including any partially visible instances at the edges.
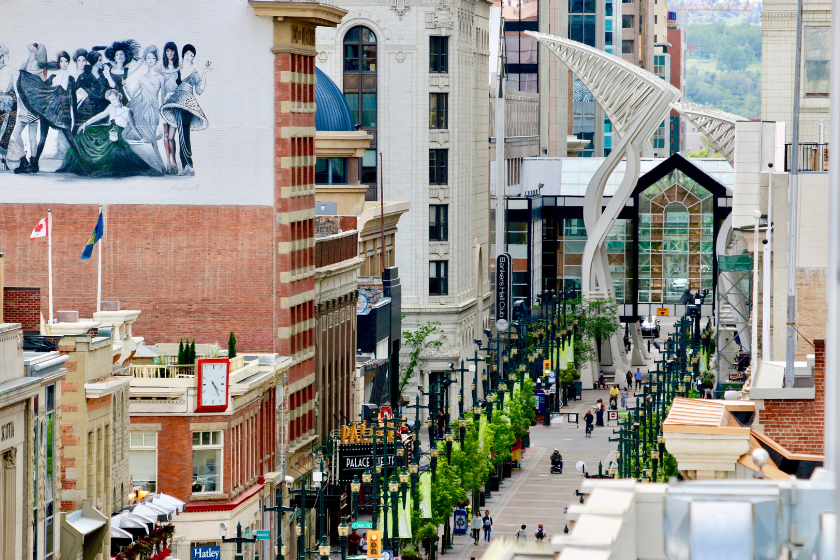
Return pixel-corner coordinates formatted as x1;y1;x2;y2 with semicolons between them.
335;423;402;483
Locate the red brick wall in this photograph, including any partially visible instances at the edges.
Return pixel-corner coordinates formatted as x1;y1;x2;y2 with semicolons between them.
3;286;40;330
668;28;682;120
315;232;359;268
759;338;825;455
0;204;274;350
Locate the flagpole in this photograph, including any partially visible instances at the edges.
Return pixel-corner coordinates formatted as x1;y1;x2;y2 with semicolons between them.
48;209;53;324
97;204;102;313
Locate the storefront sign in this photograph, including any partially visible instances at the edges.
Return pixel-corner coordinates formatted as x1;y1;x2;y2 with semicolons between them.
339;422;405;444
337;443;396;483
192;546;221;560
0;404;24;449
495;253;512;331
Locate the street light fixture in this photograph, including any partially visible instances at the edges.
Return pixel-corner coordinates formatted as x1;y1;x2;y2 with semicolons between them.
338;519;349;560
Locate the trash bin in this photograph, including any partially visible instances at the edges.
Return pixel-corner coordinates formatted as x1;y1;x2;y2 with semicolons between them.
503;460;512;478
488;474;500;491
479;490;486;507
574;381;583;400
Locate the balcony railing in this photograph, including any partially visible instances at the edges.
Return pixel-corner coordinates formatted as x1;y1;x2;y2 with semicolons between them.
130;364;196;378
785;143;829;172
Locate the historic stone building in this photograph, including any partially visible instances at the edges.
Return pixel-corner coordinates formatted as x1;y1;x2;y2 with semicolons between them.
315;0;492;413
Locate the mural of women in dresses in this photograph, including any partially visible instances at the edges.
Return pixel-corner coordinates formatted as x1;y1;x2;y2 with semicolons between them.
75;51;111;134
70;48;89;105
159;42;179;174
59;88;161;178
48;51;74;160
125;45;165;172
160;44;210;176
14;44;82;174
104;40;141;104
10;43;48;173
0;44;18;171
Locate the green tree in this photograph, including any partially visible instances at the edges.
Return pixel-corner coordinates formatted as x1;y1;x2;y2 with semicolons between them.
400;321;444;391
717;44;753;71
430;452;467;526
190;339;196;363
567;297;621;366
449;418;492;502
178;339;185;365
228;331;237;359
487;413;515;466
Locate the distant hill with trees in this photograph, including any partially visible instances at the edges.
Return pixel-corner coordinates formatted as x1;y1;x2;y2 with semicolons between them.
683;22;762;118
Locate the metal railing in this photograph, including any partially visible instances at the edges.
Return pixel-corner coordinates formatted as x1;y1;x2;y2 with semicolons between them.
130;364;196;378
785;142;829;172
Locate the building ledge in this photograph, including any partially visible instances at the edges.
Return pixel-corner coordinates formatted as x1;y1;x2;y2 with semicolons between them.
85;376;131;399
249;1;347;26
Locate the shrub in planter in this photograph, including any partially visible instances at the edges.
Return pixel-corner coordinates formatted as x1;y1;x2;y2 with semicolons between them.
402;547;423;560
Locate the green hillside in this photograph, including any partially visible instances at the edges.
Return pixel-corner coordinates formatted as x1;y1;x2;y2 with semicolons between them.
683;22;762;118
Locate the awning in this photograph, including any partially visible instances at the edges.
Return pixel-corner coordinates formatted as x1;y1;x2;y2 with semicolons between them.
150;498;178;516
61;500;108;560
133;502;170;522
155;493;186;513
112;513;150;538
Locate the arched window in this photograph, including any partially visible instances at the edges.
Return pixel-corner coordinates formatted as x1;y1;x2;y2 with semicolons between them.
343;26;377;129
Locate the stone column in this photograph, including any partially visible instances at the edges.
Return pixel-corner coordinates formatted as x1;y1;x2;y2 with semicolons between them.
3;448;18;560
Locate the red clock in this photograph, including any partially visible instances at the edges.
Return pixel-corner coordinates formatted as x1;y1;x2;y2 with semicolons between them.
196;358;230;413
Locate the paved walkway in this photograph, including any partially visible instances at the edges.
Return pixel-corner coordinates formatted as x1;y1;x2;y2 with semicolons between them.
442;390;620;560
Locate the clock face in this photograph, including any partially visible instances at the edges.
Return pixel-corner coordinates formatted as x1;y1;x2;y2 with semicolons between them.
200;362;228;408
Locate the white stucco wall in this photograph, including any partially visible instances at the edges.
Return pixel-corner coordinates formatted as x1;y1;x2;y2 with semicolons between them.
1;0;275;206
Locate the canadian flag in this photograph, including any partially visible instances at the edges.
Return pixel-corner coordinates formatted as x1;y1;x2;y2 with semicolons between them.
30;216;49;240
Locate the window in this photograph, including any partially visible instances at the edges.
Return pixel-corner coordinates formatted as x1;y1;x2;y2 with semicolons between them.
622;15;633;28
429;149;448;185
45;385;55;560
606;2;613;15
343;27;377;128
605;32;613;46
654;14;657;24
315;158;348;184
429;261;449;295
569;15;596;46
192;431;223;493
429;93;448;129
362;149;377;185
805;28;830;95
622;40;634;54
429;205;449;241
129;432;157;492
430;36;449;73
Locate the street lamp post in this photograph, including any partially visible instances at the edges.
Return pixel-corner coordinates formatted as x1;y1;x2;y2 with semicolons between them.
338;518;349;560
264;490;295;560
222;522;257;560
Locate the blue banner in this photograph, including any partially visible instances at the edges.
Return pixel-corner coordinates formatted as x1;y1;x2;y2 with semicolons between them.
193;546;221;560
454;509;468;535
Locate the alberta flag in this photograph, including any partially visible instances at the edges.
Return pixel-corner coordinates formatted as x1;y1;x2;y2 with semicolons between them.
81;212;104;261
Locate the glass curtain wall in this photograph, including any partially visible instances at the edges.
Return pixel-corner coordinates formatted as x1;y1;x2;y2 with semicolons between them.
498;0;539;92
637;170;714;303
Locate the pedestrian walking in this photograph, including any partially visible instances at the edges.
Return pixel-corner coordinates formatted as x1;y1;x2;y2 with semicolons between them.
595;400;605;427
584;409;594;436
348;529;361;555
471;512;482;544
621;388;628;409
625;370;633;389
535;524;547;541
515;525;528;541
634;368;643;390
482;510;493;542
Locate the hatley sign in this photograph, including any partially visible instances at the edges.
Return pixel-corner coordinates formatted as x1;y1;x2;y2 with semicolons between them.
192;546;221;560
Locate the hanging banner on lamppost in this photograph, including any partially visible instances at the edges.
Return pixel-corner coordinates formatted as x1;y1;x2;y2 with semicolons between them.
496;252;512;331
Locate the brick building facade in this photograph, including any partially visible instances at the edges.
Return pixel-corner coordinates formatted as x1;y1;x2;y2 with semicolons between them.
3;286;41;331
755;339;825;455
315;230;363;439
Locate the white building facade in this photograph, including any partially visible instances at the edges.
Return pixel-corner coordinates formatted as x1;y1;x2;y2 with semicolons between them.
316;0;493;410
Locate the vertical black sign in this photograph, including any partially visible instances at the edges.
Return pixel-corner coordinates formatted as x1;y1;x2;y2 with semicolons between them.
496;252;512;331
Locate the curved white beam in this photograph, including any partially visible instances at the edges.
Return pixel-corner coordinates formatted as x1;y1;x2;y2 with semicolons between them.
672;101;747;167
527;32;680;383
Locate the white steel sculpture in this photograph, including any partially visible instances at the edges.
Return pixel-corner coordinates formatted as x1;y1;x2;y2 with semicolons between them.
672;102;744;166
526;32;680;387
673;102;751;383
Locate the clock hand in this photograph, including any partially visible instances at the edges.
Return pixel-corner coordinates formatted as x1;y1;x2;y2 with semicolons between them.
212;381;220;395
